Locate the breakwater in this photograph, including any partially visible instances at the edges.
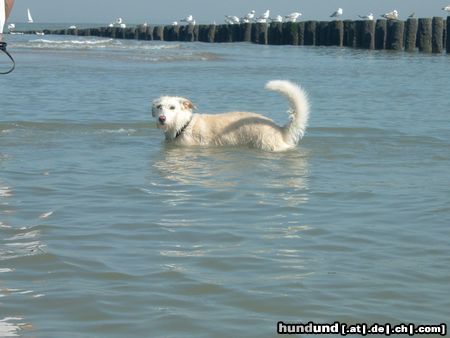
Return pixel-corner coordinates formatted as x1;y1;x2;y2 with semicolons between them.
34;17;450;53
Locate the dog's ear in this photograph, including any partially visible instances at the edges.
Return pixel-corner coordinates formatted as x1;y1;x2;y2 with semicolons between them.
181;99;195;111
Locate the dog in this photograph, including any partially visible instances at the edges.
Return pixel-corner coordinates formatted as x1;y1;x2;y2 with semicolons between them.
151;80;310;152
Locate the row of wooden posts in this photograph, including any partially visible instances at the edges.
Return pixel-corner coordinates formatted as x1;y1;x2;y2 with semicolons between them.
37;17;450;53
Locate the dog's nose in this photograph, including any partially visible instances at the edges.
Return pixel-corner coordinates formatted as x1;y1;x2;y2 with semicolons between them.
158;115;166;124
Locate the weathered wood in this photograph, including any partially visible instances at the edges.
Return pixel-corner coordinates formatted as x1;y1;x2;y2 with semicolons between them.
432;17;444;53
386;20;404;50
405;18;418;52
251;23;268;44
268;22;283;45
304;21;317;45
344;20;357;47
297;22;305;45
328;20;344;46
375;19;387;49
241;23;252;42
360;20;375;49
153;26;164;41
282;22;299;45
40;19;450;54
316;21;328;46
418;18;432;52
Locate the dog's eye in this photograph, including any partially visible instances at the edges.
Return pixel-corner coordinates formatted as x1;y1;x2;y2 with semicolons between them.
156;104;162;109
169;106;175;110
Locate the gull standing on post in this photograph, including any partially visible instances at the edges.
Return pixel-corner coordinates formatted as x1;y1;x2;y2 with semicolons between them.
270;15;283;23
181;15;196;25
256;10;270;23
381;10;399;20
241;10;255;23
225;15;240;25
358;13;374;20
330;8;343;18
285;12;302;22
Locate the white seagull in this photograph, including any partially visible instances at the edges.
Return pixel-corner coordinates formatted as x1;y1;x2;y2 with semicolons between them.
270;15;283;23
181;15;196;25
242;10;256;23
442;5;450;12
358;13;374;20
285;12;302;22
225;15;240;25
381;10;399;20
256;9;270;22
171;21;178;26
7;23;16;31
330;8;343;18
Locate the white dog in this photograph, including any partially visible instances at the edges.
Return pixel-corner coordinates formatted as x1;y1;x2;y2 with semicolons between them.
151;80;310;152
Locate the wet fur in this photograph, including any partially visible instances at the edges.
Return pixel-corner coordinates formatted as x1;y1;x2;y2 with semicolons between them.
151;80;310;152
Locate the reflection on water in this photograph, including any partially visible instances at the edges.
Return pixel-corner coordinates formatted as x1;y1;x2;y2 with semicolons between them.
152;143;310;199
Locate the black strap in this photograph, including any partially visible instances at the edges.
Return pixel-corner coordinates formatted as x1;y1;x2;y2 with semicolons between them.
0;41;15;75
175;118;192;139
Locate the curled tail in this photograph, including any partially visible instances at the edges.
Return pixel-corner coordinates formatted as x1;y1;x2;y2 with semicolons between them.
265;80;310;145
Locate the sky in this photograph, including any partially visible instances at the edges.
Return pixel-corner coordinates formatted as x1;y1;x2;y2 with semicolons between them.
7;0;450;24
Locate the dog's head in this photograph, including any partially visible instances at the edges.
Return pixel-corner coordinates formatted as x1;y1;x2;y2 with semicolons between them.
151;96;195;132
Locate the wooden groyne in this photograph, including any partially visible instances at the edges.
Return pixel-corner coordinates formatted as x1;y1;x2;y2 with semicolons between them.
33;17;449;54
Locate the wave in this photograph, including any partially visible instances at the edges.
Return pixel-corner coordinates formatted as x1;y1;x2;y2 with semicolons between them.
20;37;183;51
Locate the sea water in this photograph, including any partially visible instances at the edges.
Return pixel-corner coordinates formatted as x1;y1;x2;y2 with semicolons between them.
1;32;449;337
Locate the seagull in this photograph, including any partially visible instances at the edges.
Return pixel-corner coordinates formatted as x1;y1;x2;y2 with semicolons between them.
180;15;196;25
285;12;302;22
408;12;416;18
171;21;178;26
257;9;270;21
358;13;374;20
381;10;399;20
442;5;450;12
270;15;283;23
225;15;240;25
330;8;343;18
7;23;16;31
116;17;124;25
69;25;77;29
242;10;256;22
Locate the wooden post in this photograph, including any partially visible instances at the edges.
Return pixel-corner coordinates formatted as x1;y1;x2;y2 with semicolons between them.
252;23;268;44
241;23;252;42
298;22;305;45
432;17;444;53
282;22;299;45
124;27;135;39
445;16;450;54
187;25;197;42
268;22;283;45
360;20;375;49
418;18;432;52
444;19;447;51
153;26;164;41
304;21;317;45
163;26;177;41
375;19;387;49
328;20;343;46
115;27;125;39
405;18;418;52
207;25;216;43
231;24;241;42
216;25;231;42
344;20;357;47
386;20;404;50
315;21;328;46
